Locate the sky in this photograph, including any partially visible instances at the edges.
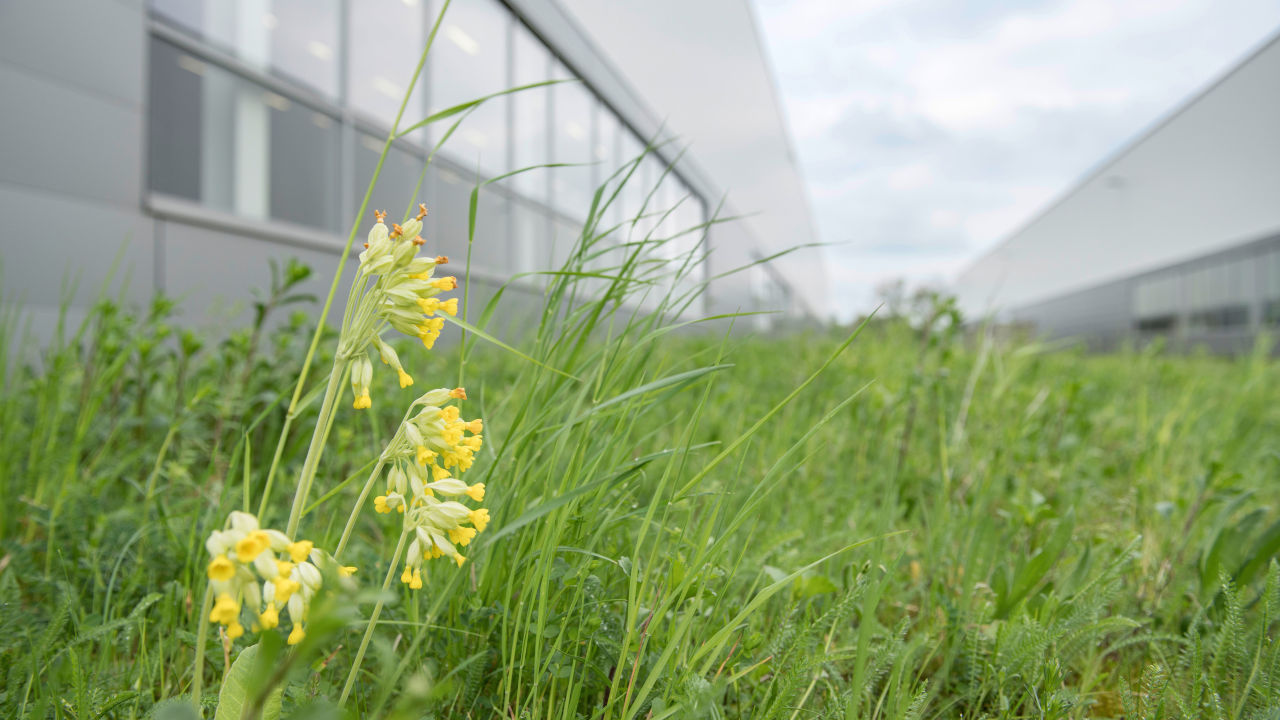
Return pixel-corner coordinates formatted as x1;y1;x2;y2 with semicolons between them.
752;0;1280;321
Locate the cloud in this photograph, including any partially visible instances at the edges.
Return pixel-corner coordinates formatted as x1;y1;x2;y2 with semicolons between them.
754;0;1280;321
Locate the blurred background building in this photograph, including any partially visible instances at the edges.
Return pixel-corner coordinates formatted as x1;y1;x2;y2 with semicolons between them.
954;32;1280;352
0;0;824;337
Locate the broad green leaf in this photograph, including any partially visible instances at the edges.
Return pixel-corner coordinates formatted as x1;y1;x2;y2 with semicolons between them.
214;643;283;720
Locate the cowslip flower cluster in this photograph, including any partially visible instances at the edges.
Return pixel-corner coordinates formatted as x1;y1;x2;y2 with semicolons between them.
372;387;489;586
205;511;353;644
345;206;459;410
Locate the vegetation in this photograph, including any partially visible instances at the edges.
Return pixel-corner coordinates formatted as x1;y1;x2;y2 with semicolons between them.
3;4;1279;716
3;230;1280;718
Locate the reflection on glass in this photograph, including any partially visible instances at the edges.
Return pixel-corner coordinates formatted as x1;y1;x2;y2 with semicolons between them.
511;22;549;200
150;0;341;99
148;36;341;231
551;62;594;218
430;0;510;176
348;0;426;139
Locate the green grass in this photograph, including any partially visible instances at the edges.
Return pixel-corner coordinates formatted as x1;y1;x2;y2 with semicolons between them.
3;228;1280;718
2;8;1278;712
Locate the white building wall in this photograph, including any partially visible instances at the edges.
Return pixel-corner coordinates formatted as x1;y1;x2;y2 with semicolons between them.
554;0;825;318
955;33;1280;319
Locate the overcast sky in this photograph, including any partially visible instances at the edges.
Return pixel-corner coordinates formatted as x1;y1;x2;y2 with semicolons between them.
753;0;1280;320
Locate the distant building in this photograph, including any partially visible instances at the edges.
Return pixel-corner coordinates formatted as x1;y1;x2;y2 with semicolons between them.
0;0;823;337
954;31;1280;352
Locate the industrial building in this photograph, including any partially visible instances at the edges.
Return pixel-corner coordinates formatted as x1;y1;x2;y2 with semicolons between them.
954;31;1280;352
0;0;824;339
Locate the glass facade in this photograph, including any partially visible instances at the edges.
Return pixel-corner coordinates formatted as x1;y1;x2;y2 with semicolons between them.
146;0;708;312
1132;253;1265;335
148;36;342;231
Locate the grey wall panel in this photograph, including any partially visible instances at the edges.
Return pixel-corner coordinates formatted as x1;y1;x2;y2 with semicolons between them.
0;183;154;310
705;220;759;317
0;0;145;108
159;220;349;332
0;64;144;208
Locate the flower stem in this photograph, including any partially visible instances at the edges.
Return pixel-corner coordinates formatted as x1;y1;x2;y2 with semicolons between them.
191;584;213;715
334;458;388;560
285;359;348;537
340;527;410;706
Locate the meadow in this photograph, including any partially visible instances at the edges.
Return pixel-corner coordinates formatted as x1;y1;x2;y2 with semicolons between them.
2;233;1279;718
2;9;1279;714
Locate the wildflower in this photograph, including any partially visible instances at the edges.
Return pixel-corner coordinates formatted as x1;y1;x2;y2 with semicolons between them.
208;555;235;582
259;603;280;631
210;593;239;625
203;512;334;645
351;355;373;409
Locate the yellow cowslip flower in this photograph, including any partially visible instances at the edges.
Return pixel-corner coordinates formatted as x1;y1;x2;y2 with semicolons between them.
288;625;305;645
340;565;357;577
259;603;280;631
465;483;485;502
351;356;373;410
469;508;490;532
273;576;301;604
210;594;240;625
417;297;458;317
203;511;336;644
449;387;467;399
373;334;414;388
416;446;434;467
447;526;477;546
287;540;314;563
208;555;235;581
235;531;270;563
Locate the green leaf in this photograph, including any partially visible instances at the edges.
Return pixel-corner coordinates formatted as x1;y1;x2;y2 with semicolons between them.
214;643;283;720
440;314;581;381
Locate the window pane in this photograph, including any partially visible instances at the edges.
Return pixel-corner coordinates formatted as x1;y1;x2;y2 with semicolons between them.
431;163;477;264
593;104;622;228
423;166;512;276
353;133;426;232
1263;249;1280;299
511;23;549;201
511;199;549;278
150;0;340;99
148;36;341;231
551;62;594;218
348;0;427;139
617;131;646;233
430;0;510;176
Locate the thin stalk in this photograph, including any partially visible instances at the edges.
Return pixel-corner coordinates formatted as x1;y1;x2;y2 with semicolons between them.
285;359;348;537
191;584;213;714
340;527;411;706
334;457;389;560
